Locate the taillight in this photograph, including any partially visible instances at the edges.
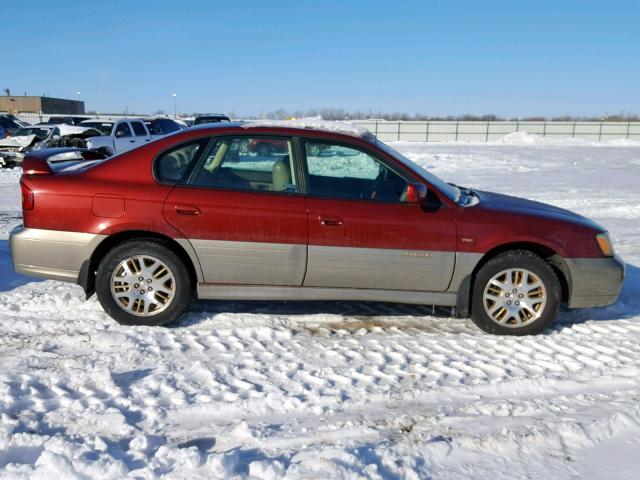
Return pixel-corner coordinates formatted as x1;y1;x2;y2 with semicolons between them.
21;183;34;211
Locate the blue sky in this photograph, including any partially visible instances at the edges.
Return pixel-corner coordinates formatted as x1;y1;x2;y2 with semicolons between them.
4;0;639;117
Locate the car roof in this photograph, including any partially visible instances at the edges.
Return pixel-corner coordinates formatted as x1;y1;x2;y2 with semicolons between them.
187;120;375;142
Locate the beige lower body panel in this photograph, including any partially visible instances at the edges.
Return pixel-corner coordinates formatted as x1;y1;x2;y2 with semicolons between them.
197;284;458;306
10;226;106;282
304;245;456;291
190;239;307;286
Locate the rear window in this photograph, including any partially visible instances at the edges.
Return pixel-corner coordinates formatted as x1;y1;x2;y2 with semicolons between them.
15;127;51;138
81;122;113;135
194;116;230;125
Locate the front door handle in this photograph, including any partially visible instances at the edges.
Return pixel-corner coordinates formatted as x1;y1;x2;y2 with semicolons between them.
175;205;202;216
318;216;343;226
129;140;136;143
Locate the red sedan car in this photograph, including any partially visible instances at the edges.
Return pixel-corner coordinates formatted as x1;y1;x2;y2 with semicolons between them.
11;122;624;335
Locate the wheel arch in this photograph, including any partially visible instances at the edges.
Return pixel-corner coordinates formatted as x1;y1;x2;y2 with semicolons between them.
456;241;570;317
78;230;202;298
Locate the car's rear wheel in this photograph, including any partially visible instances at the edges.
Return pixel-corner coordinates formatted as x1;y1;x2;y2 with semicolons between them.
96;240;192;326
471;250;561;335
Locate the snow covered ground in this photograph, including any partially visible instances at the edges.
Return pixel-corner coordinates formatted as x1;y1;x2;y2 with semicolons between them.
1;138;639;479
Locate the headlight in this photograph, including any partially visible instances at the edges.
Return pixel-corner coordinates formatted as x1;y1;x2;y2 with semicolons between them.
596;232;614;257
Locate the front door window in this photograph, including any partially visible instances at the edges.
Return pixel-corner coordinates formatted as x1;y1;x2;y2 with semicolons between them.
304;142;409;202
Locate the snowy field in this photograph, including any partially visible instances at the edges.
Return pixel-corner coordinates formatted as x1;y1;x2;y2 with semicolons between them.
1;136;640;479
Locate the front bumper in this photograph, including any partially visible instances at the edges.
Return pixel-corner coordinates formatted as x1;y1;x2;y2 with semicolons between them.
0;151;25;166
564;254;625;308
10;225;105;283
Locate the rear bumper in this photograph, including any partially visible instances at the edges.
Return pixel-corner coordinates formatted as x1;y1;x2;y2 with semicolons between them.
10;225;105;283
565;255;625;308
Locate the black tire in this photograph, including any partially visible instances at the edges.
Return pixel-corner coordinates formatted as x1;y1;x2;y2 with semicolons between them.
95;146;114;157
95;240;192;326
471;250;561;335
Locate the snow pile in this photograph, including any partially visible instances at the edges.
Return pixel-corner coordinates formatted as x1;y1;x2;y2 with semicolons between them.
494;131;640;146
242;118;374;139
0;142;639;478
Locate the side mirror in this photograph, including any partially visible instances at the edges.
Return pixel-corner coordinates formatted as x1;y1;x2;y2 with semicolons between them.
406;183;428;204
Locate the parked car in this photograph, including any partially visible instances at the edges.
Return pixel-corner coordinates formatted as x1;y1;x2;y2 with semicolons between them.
10;122;624;334
0;125;102;167
143;117;184;136
38;116;90;126
246;138;288;156
0;115;24;136
81;118;152;156
192;114;231;125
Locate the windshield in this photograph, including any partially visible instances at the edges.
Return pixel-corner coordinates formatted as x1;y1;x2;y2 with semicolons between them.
14;127;51;138
80;122;113;135
194;116;229;125
375;140;461;203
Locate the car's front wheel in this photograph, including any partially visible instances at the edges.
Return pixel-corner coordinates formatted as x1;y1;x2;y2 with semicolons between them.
96;240;192;326
471;250;561;335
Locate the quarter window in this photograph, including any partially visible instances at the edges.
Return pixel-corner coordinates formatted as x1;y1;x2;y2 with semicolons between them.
189;137;298;193
304;142;409;202
156;141;206;182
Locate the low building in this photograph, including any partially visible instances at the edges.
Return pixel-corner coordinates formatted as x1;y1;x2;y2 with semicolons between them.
0;96;85;115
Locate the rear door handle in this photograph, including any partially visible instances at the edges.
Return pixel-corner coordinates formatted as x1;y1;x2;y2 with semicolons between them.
129;140;136;143
175;205;202;216
318;216;343;226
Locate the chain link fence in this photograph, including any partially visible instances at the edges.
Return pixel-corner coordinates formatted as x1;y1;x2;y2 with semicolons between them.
10;112;157;125
6;112;640;143
350;120;640;142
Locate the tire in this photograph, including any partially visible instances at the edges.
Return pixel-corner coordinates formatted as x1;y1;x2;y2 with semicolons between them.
471;250;561;335
308;144;321;156
95;240;192;326
95;146;113;157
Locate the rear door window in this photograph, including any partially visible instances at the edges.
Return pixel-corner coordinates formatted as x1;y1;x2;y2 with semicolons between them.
189;137;298;193
131;121;148;136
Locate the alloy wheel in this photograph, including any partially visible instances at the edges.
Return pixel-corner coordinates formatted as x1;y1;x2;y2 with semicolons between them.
482;268;547;328
110;255;176;316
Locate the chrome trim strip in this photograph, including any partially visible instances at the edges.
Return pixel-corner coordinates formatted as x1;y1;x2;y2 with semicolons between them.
197;284;458;306
304;245;455;291
190;239;307;286
10;226;106;283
